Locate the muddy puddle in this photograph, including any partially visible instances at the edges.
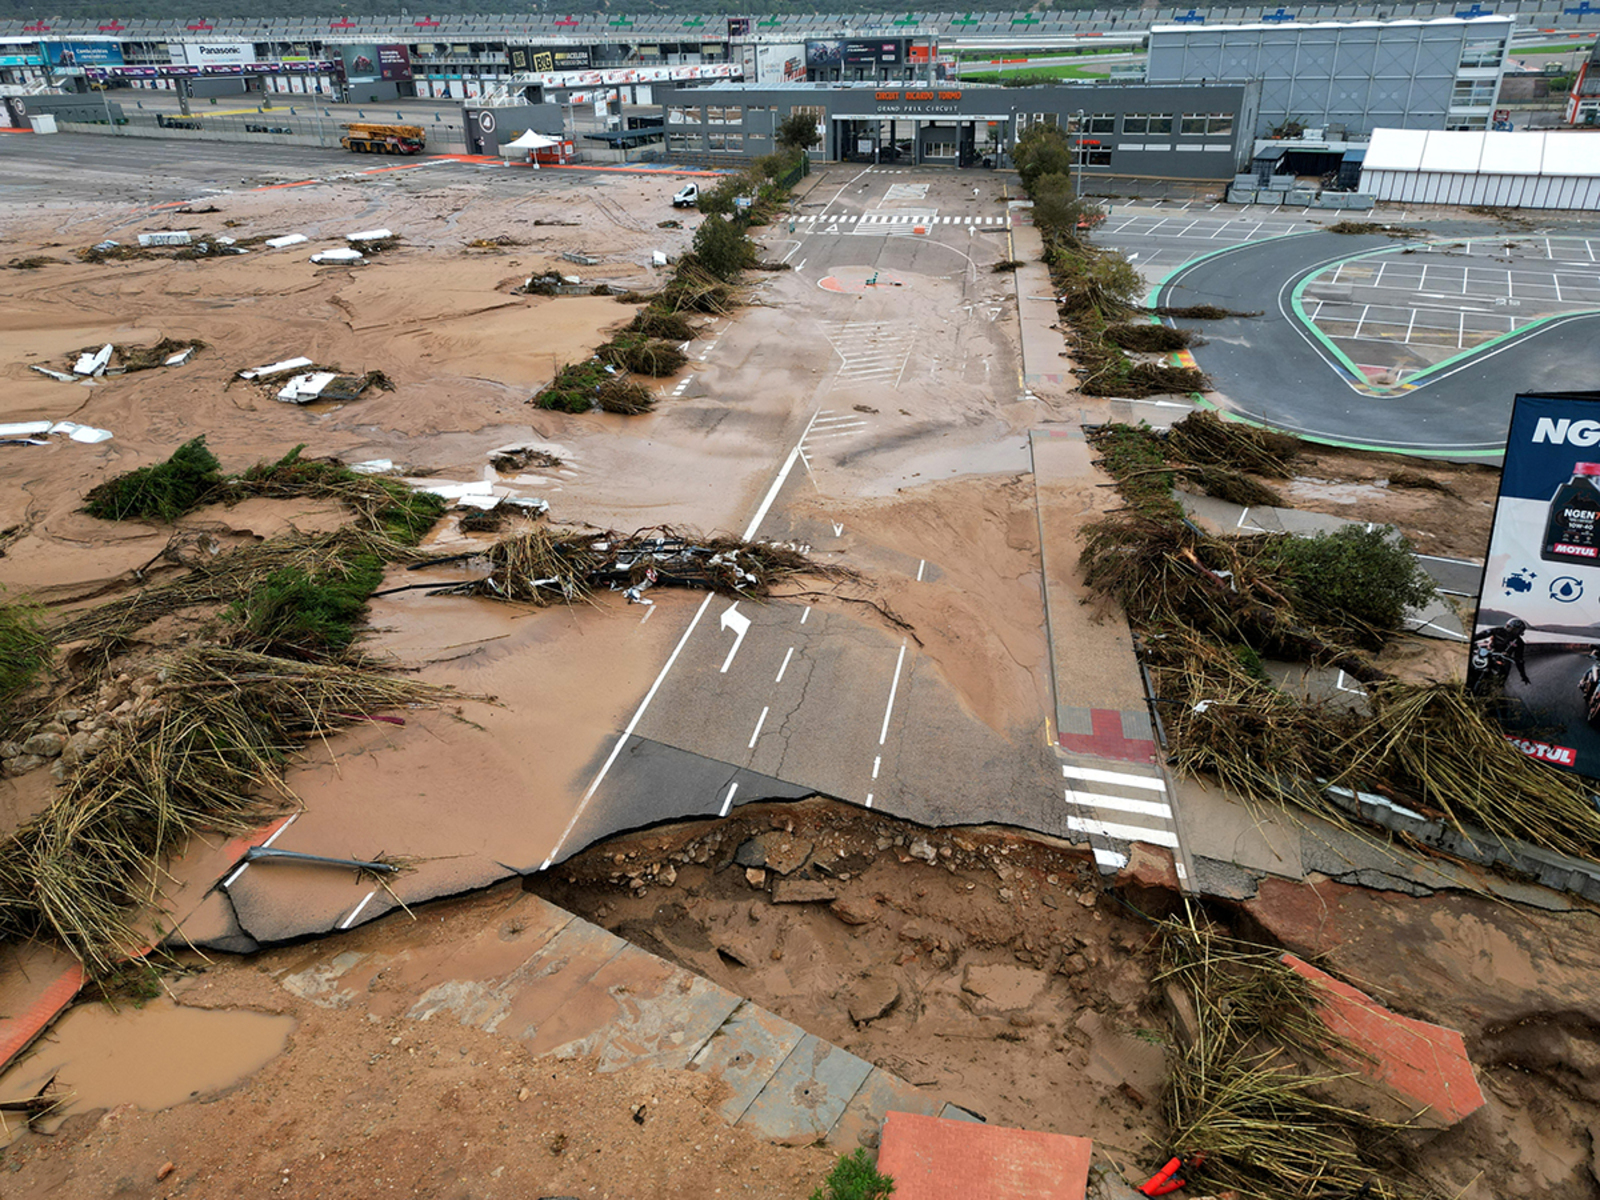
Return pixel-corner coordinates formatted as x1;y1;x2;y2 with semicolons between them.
0;997;293;1142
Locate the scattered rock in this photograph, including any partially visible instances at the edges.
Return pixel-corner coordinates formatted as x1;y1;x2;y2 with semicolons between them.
847;972;901;1024
771;879;838;905
714;934;758;968
20;731;65;758
157;1162;176;1181
908;839;937;864
828;897;876;926
735;833;813;875
4;754;46;777
743;868;767;888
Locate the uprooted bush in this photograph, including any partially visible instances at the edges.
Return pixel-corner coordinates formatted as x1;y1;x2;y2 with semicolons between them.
599;335;688;377
115;337;205;372
624;307;700;341
596;379;656;415
231;446;444;545
83;436;224;522
226;554;385;659
1104;323;1193;352
1259;524;1437;646
0;591;51;709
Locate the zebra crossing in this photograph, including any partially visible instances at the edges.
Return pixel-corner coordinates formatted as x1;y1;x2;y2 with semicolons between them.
1060;762;1180;875
800;213;1008;232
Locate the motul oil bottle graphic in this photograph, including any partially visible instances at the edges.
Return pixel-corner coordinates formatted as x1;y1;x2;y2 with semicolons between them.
1542;462;1600;563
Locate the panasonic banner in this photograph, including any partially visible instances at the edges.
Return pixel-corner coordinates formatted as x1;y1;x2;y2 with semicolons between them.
1473;391;1600;777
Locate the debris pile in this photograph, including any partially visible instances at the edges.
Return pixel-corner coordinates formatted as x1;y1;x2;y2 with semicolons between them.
1085;415;1600;867
0;647;454;974
1156;911;1431;1200
412;528;849;606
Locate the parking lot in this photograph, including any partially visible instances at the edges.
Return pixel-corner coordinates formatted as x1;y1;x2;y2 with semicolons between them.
1300;236;1600;379
1096;204;1321;276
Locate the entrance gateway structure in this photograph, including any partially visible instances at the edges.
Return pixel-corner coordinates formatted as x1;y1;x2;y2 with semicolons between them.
652;80;1259;180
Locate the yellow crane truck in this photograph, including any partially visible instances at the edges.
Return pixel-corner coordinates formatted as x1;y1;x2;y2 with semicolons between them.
340;122;427;155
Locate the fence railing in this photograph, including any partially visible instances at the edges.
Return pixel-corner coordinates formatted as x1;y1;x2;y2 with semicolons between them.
54;109;467;154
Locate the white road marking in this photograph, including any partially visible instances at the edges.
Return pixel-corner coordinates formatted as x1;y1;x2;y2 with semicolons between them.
1061;765;1166;790
872;755;881;779
879;642;908;747
719;602;752;674
748;705;769;749
1094;847;1129;870
915;558;926;582
719;781;739;817
222;812;299;887
801;606;811;625
640;604;656;624
547;591;716;868
831;521;845;537
339;889;378;930
865;793;875;809
1065;815;1180;848
740;409;822;542
1065;789;1174;820
775;646;795;683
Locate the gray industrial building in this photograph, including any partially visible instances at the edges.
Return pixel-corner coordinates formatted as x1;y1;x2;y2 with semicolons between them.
653;80;1259;179
1147;15;1514;138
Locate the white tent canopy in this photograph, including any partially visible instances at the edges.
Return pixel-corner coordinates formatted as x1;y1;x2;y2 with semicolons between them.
501;129;561;151
1360;129;1600;209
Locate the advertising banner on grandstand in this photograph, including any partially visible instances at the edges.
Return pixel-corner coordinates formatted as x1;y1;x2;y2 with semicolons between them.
1472;390;1600;779
340;44;412;83
170;41;253;66
46;41;124;69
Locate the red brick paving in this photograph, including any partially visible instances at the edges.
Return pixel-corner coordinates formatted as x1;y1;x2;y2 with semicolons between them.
876;1111;1092;1200
1284;953;1484;1126
1058;708;1157;764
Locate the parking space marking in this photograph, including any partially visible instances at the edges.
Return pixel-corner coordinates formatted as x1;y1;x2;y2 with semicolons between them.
821;321;917;389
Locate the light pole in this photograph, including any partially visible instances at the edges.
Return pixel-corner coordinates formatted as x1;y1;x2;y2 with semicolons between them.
1074;108;1085;202
96;74;120;135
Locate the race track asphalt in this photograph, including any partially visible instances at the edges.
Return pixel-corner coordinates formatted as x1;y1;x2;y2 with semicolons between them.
1155;230;1600;460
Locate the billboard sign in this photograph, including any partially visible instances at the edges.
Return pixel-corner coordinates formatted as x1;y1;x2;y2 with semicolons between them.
1471;391;1600;776
845;39;904;65
46;41;124;68
171;41;253;66
806;40;845;67
341;44;411;83
510;45;592;72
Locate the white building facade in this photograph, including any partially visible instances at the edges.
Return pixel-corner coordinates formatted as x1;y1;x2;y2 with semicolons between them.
1147;16;1514;139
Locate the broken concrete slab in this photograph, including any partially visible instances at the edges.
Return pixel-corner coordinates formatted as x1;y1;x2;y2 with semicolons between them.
264;234;308;249
736;1033;873;1144
828;1066;943;1151
847;972;901;1025
163;347;194;367
877;1111;1092;1200
690;999;809;1125
772;878;837;905
137;231;192;247
1283;953;1485;1129
0;421;53;439
526;942;740;1072
346;228;394;243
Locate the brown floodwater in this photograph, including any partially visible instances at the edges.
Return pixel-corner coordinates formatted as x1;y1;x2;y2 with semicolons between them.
0;997;294;1142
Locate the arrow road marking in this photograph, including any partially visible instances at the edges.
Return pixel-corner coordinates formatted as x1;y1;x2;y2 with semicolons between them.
720;602;751;673
832;521;845;537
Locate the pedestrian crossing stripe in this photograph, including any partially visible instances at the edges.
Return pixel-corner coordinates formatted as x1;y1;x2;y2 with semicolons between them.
799;214;1003;226
1066;815;1180;848
1064;790;1173;820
